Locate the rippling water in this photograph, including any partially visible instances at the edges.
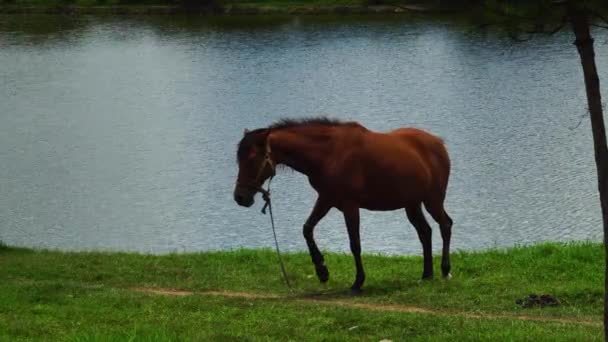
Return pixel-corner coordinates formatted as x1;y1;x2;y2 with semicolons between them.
0;14;604;254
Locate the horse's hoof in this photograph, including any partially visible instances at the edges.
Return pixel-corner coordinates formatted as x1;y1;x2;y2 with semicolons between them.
315;264;329;283
421;274;434;281
443;272;452;280
350;287;362;296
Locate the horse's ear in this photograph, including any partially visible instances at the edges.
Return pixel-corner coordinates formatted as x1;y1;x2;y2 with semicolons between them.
243;128;249;135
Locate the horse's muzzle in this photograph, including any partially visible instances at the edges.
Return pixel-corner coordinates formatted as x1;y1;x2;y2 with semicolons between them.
234;188;255;207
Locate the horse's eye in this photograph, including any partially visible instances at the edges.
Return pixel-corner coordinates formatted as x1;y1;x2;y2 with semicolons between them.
248;148;257;160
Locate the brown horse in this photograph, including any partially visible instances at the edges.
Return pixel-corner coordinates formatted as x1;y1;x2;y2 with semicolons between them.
234;118;452;293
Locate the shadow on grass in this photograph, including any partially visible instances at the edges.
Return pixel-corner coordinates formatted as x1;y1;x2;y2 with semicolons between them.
288;278;422;300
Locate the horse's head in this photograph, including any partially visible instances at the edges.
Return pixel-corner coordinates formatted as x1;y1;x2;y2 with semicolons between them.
234;128;275;207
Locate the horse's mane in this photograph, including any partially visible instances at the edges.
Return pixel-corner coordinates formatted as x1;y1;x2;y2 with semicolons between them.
237;117;358;161
268;117;356;130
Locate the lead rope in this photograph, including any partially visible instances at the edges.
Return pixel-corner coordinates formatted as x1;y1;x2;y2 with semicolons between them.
260;178;292;289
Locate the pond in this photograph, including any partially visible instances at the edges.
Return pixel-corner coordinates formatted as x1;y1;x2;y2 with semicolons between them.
0;14;604;254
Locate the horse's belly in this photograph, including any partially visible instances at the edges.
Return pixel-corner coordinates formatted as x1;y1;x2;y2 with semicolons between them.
360;195;418;211
358;183;423;211
360;202;405;211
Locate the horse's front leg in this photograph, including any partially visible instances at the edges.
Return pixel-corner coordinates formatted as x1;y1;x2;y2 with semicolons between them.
303;197;332;283
343;205;365;293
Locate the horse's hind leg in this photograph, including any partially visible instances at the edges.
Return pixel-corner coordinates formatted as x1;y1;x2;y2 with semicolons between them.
343;205;365;293
424;200;453;278
303;197;332;283
406;204;433;280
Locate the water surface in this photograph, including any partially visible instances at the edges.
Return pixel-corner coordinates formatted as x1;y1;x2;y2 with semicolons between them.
0;14;603;254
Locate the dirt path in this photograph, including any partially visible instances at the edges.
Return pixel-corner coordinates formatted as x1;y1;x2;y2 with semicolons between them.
132;287;601;327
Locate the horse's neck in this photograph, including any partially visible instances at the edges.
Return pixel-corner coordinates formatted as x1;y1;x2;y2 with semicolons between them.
269;128;333;176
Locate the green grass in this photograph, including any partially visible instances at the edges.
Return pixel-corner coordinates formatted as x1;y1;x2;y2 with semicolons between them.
0;242;604;340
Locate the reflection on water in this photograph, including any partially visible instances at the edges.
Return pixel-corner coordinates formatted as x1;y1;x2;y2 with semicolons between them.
0;14;603;254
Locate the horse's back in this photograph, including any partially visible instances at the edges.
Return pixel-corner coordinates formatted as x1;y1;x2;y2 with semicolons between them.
389;127;445;149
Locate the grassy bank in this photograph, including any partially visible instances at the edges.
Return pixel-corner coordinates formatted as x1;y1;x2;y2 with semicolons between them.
0;242;604;340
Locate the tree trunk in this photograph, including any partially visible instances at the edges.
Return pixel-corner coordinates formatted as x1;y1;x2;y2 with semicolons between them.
569;4;608;340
